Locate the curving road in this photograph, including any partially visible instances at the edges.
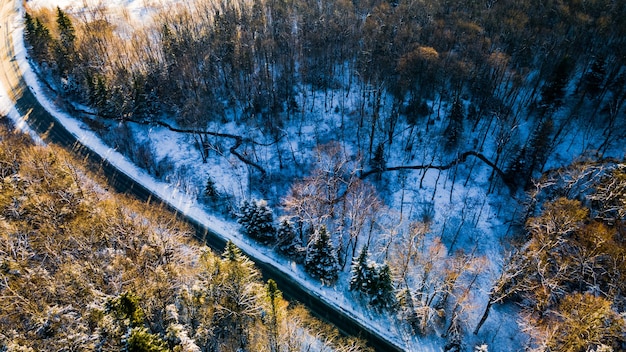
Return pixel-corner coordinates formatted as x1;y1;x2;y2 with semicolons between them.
0;1;405;352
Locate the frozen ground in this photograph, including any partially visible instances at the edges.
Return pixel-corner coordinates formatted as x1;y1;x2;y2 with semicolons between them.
4;2;418;350
8;1;624;351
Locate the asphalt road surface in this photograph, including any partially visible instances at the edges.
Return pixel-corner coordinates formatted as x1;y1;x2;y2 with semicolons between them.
0;1;404;351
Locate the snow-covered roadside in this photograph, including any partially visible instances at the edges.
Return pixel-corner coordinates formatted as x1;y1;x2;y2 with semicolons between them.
14;0;546;349
0;79;42;144
0;0;41;144
3;2;423;351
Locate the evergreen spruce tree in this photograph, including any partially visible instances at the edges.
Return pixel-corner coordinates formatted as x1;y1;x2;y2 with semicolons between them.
503;145;530;190
265;279;281;352
398;288;421;333
237;199;253;229
129;75;145;119
505;119;553;190
24;12;36;44
126;327;169;352
276;219;304;260
444;98;465;149
540;56;572;110
204;176;220;203
349;245;373;293
369;263;395;310
404;99;432;125
350;248;396;310
105;292;145;328
56;7;76;46
221;240;259;286
223;240;244;263
91;75;113;117
370;144;386;181
34;18;52;48
305;226;339;284
527;118;554;174
584;56;606;99
255;200;276;243
237;199;276;244
54;7;76;77
218;241;259;350
24;14;52;62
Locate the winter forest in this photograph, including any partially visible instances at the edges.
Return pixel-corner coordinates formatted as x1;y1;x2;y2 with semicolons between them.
9;0;626;350
0;126;373;351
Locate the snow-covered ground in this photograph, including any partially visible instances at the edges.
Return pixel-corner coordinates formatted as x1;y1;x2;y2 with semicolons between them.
5;1;527;351
3;2;413;350
27;0;175;21
0;80;42;143
11;0;624;351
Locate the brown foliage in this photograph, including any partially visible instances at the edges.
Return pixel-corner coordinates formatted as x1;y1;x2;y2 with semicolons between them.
0;126;370;351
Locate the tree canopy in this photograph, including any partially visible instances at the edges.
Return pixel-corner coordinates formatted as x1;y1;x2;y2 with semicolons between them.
0;125;371;352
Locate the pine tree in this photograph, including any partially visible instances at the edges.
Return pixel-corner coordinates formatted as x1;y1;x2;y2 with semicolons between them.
105;292;145;328
350;247;395;310
237;199;276;244
24;14;52;62
92;75;113;117
56;7;76;46
504;145;530;190
24;12;36;44
404;99;432;125
444;98;465;149
584;56;606;99
204;176;220;203
276;219;304;259
370;144;386;181
527;118;553;174
237;199;253;228
218;241;260;351
34;18;52;52
349;245;372;293
265;279;281;352
126;327;169;352
504;119;553;190
369;263;395;310
398;288;421;333
305;226;339;284
540;56;572;110
54;7;76;77
223;240;244;263
254;200;276;243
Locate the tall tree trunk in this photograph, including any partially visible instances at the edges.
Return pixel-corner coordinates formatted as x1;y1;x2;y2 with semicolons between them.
473;296;493;335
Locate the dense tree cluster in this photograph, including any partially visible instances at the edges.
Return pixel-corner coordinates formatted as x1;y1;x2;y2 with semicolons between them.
275;219;304;259
349;246;395;311
0;125;372;352
304;226;340;285
233;143;491;344
237;199;276;244
477;162;626;350
283;143;383;267
19;0;626;349
23;0;626;188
